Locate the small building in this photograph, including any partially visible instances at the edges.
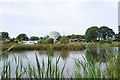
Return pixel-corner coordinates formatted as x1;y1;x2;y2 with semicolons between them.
22;41;37;44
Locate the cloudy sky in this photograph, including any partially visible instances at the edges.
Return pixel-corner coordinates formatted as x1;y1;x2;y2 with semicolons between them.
0;0;119;38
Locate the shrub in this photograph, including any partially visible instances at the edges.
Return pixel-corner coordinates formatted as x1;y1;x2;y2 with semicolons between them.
45;38;54;44
106;38;113;44
99;40;105;44
60;36;69;44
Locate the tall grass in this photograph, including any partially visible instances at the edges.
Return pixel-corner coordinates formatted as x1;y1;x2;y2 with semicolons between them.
73;52;120;78
0;53;66;78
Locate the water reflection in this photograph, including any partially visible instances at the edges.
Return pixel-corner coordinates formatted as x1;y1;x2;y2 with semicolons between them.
85;47;118;63
38;50;70;60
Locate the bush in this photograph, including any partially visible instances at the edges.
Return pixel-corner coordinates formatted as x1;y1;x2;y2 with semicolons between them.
60;36;69;44
99;40;105;44
45;38;54;44
106;38;113;44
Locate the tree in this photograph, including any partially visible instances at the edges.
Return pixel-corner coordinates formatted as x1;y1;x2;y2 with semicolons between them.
85;26;99;42
118;26;120;40
99;26;115;40
40;37;44;40
16;33;29;41
67;34;85;39
44;35;49;39
60;36;69;44
115;34;120;40
30;36;39;41
85;26;115;42
0;32;10;40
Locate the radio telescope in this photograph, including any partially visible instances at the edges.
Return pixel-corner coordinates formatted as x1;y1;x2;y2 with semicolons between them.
49;31;61;42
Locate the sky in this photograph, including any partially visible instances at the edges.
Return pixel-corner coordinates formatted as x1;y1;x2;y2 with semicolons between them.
0;0;119;38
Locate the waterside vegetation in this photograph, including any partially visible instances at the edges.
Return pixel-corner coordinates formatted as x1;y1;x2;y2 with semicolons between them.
0;49;119;78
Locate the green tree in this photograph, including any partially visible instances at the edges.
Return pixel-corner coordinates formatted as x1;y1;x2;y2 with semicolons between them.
99;26;115;40
60;36;69;44
30;36;39;41
0;32;10;40
118;26;120;40
85;26;99;42
16;33;29;41
40;37;44;40
115;34;120;40
67;34;85;39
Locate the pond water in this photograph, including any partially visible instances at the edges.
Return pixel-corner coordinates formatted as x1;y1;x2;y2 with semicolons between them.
0;47;119;78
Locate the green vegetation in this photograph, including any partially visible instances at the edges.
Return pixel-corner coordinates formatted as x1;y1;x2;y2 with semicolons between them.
60;36;69;44
99;40;106;44
2;43;86;51
45;38;54;44
85;26;115;42
73;52;120;78
85;42;120;48
0;53;66;78
16;33;29;41
30;36;39;41
38;38;54;44
0;32;10;40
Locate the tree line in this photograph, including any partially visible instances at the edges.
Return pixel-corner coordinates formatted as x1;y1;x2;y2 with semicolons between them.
0;26;119;44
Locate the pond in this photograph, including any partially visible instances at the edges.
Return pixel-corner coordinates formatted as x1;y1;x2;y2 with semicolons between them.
0;47;119;78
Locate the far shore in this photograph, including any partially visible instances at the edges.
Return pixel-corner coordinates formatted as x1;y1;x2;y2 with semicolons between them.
2;42;120;52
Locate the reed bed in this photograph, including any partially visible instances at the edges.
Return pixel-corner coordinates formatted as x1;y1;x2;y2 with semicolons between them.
0;53;66;78
73;52;120;78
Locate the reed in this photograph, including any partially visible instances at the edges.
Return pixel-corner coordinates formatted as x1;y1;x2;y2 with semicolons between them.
0;53;66;78
73;51;120;78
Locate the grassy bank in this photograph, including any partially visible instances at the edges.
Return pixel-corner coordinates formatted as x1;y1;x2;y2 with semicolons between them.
2;42;120;51
2;43;86;51
83;42;120;48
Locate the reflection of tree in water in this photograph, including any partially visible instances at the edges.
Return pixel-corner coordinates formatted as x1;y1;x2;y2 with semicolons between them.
38;50;69;60
60;51;69;60
84;47;118;63
38;51;54;57
0;53;9;62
